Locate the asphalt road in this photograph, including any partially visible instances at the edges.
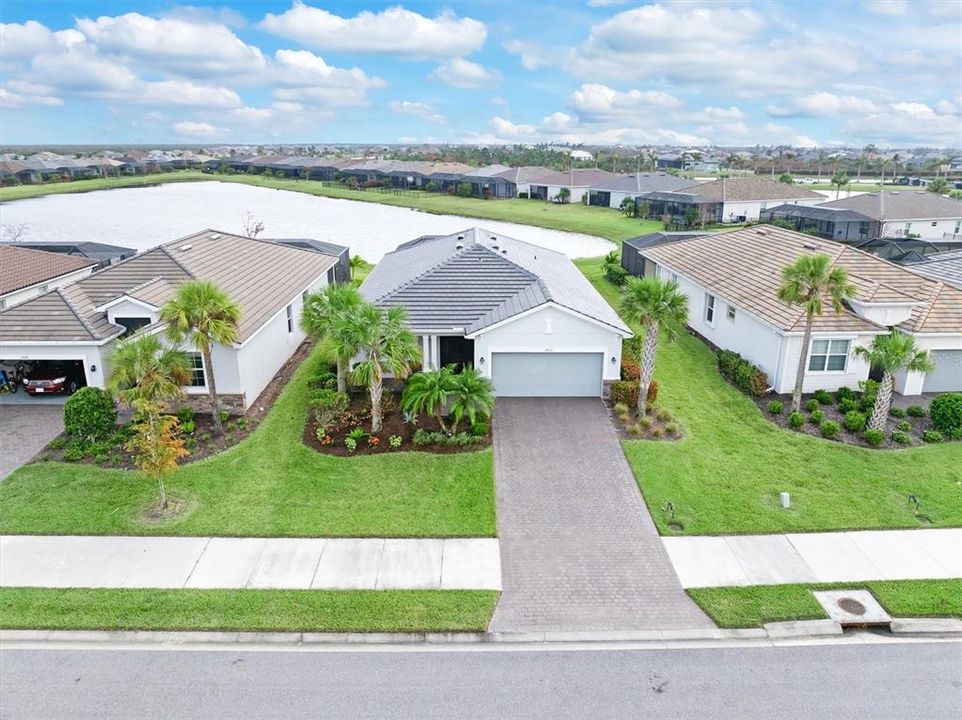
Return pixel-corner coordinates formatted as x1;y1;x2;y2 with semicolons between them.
1;640;960;719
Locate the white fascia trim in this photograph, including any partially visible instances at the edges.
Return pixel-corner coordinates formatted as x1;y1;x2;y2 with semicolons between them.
94;295;159;313
0;340;108;347
236;269;331;349
465;301;632;339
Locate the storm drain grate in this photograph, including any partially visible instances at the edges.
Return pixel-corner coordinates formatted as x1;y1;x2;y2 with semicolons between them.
812;590;892;627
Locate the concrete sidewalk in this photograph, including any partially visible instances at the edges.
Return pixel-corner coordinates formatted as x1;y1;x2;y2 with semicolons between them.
663;529;962;588
0;536;501;591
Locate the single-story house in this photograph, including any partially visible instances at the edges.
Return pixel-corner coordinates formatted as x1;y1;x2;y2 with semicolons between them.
907;248;962;290
491;166;555;198
587;173;696;210
850;237;962;265
10;241;136;269
0;230;346;410
763;204;876;241
360;228;632;397
527;169;622;203
638;178;825;224
0;245;97;310
633;226;962;395
814;191;962;240
620;231;716;278
460;165;516;198
269;238;351;283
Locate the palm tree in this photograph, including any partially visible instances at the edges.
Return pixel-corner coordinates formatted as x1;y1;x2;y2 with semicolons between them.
340;303;420;433
301;284;362;393
619;196;636;218
447;367;495;433
161;280;240;435
927;177;950;195
777;255;857;413
831;171;850;199
620;277;689;417
854;333;934;431
401;366;456;433
106;334;192;407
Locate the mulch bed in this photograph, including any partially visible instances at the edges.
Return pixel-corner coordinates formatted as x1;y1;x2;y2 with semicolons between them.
303;392;491;456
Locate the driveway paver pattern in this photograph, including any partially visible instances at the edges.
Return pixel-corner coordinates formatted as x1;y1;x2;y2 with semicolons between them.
0;404;63;480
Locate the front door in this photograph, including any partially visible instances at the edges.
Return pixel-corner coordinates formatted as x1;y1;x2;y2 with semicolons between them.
439;336;475;372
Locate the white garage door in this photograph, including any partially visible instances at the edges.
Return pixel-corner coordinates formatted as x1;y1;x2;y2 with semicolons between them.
924;350;962;392
491;352;603;397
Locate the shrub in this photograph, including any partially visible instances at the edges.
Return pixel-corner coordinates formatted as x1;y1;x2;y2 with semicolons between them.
863;428;885;446
47;436;68;451
176;406;196;424
655;408;673;423
604;263;628;286
627;423;642;436
470;421;490;437
922;430;944;444
929;393;962;433
63;387;117;440
820;420;840;438
413;428;442;446
889;407;906;418
651;426;664;438
181;420;196;434
896;420;912;432
843;411;867;433
716;349;768;397
813;389;833;405
837;398;859;414
613;401;629;415
389;435;402;449
310;389;349;429
891;430;911;445
219;410;230;424
609;380;658;408
456;182;473;198
810;409;825;424
906;405;926;418
835;386;856;403
946;427;962;441
344;437;357;452
665;422;679;436
767;400;784;415
346;427;368;442
804;399;820;413
638;416;653;430
788;412;805;428
311;369;338;390
620;357;640;381
62;445;87;462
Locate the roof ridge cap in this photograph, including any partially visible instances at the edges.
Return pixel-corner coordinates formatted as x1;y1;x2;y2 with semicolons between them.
374;244;473;301
57;286;102;341
157;244;197;278
912;281;941;330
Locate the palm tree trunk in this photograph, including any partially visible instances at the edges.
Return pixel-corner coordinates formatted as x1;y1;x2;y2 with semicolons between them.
792;316;815;413
869;372;894;431
336;357;347;394
638;321;659;417
204;348;224;435
370;367;383;433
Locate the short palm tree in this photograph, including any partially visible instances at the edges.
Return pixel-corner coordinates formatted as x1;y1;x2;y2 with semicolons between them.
301;284;362;393
777;254;857;413
855;333;934;431
831;171;850;199
339;303;420;433
448;367;495;433
401;366;457;433
161;280;240;435
620;277;689;417
106;334;191;407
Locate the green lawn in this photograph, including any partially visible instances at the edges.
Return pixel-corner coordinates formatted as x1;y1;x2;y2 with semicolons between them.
0;346;495;537
0;171;209;202
0;588;498;632
577;256;962;536
688;580;962;628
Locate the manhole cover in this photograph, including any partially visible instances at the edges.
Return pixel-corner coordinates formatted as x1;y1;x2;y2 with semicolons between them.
837;597;866;615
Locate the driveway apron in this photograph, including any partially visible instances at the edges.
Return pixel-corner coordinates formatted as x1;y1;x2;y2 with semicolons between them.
0;405;63;480
489;398;711;632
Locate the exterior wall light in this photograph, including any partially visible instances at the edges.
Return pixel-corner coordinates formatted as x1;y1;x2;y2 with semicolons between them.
90;364;97;373
479;357;485;364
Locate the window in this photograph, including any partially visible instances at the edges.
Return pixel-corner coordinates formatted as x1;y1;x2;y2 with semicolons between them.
903;222;912;235
704;294;716;325
808;339;850;372
115;317;151;336
931;221;938;227
955;220;961;234
187;353;206;387
327;267;336;284
726;304;736;321
286;303;293;333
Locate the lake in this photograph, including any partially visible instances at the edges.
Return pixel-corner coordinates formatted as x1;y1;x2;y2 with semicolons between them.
0;181;613;262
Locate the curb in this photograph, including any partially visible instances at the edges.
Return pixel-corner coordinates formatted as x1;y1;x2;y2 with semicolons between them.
2;619;959;647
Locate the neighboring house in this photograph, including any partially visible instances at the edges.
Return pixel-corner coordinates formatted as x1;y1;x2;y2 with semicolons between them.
850;237;962;265
268;239;351;283
460;165;516;198
0;246;97;310
492;166;555;198
638;178;825;224
763;205;876;241
9;241;136;269
633;226;962;396
360;228;632;397
587;173;696;210
814;191;962;240
620;231;716;278
0;230;343;410
527;169;622;203
907;248;962;290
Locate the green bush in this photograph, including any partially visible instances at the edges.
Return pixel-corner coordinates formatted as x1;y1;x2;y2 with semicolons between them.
176;406;196;424
310;389;349;430
889;407;906;418
843;411;867;433
456;182;473;198
46;436;67;450
896;420;912;432
929;393;962;433
809;409;825;424
812;389;833;405
470;421;490;437
63;387;117;440
655;408;673;423
788;412;805;428
609;380;657;407
820;420;840;439
665;422;679;435
863;428;884;446
767;400;784;415
804;399;820;413
716;349;768;397
906;405;926;418
835;386;856;403
838;398;859;414
922;430;944;444
859;378;880;404
604;263;628;286
891;430;911;445
946;427;962;441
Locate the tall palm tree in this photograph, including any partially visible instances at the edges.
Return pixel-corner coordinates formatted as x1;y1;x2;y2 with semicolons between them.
106;334;192;407
831;171;850;199
777;255;857;413
301;284;362;393
161;280;240;435
854;333;934;431
339;303;420;433
620;277;689;417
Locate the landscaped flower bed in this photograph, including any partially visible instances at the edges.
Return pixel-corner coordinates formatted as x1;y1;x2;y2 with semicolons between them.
607;399;683;441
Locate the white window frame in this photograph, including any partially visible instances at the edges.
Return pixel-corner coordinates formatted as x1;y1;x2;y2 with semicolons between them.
187;352;207;388
286;303;294;333
704;293;716;326
807;338;851;373
726;304;736;322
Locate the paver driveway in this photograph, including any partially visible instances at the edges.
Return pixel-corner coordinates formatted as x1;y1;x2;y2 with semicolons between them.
0;404;63;480
489;398;711;632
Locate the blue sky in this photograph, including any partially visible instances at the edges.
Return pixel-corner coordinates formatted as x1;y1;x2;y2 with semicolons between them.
1;1;960;147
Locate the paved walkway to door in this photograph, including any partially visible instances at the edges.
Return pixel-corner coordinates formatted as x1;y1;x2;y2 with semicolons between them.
0;404;63;480
489;398;712;632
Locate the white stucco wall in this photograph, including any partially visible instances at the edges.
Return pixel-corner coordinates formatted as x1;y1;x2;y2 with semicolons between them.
0;266;94;310
883;217;962;240
776;333;875;394
546;185;589;203
470;304;625;383
721;197;822;223
894;333;962;395
104;299;159;326
0;342;107;388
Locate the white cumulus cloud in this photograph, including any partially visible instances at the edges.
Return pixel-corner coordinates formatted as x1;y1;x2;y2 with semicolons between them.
431;58;500;89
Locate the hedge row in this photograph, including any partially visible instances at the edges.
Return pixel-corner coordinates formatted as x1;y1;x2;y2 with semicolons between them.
716;349;769;397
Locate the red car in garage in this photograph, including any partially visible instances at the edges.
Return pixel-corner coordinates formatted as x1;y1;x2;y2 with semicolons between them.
23;361;86;396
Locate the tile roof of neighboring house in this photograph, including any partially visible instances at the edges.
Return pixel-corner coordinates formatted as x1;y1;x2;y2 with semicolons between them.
640;225;962;335
9;241;135;264
493;166;556;184
589;172;697;194
766;204;873;223
0;245;97;296
671;177;825;202
462;164;513;179
529;168;622;188
267;238;350;258
623;231;717;252
815;191;962;220
360;227;631;336
906;249;962;290
0;230;339;344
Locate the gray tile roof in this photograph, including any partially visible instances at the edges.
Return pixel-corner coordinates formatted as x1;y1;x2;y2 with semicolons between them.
529;168;622;188
361;228;631;336
908;249;962;289
589;173;695;194
672;177;825;202
816;191;962;220
623;231;717;252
